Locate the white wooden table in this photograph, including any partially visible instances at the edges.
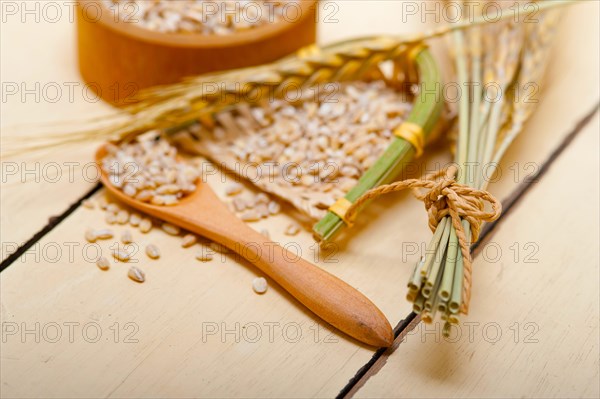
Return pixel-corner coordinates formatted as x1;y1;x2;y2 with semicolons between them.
1;2;598;398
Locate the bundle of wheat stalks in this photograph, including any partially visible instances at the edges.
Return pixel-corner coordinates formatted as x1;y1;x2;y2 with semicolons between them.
405;0;561;334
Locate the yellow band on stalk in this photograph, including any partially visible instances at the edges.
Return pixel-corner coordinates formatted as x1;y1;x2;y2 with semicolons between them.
329;197;354;226
394;122;425;157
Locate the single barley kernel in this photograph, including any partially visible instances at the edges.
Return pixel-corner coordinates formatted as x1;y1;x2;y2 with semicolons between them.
181;234;197;248
116;210;129;224
195;252;213;262
284;223;300;236
96;256;110;271
156;184;180;195
95;229;114;239
98;196;108;210
129;212;141;227
121;230;133;244
161;222;180;235
139;218;153;233
82;199;95;209
225;182;243;196
105;212;117;225
85;229;97;243
146;244;160;259
106;203;120;213
112;248;131;262
267;201;281;215
254;204;269;218
128;266;145;283
232;197;247;212
240;211;260;222
209;242;229;254
255;193;269;204
252;277;268;294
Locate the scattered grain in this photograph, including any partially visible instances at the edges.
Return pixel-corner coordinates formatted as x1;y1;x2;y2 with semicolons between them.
95;229;114;239
139;218;153;233
284;223;300;236
84;229;97;243
112;248;131;262
96;256;110;271
181;234;197;248
225;182;243;196
146;244;160;259
121;230;133;244
128;266;145;283
195;252;213;262
252;277;268;294
161;222;181;236
82;199;94;209
129;212;141;227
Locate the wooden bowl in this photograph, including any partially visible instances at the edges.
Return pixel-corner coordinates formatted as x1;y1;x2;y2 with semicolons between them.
76;0;317;105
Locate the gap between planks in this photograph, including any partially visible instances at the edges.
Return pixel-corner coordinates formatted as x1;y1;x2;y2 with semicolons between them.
337;103;600;399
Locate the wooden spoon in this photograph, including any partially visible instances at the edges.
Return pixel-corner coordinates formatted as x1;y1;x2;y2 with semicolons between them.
96;146;393;347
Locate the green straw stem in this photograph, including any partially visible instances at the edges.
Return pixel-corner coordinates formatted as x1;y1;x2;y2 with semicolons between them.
408;256;426;292
420;217;449;278
413;293;426;314
438;225;459;301
424;219;452;295
449;219;471;312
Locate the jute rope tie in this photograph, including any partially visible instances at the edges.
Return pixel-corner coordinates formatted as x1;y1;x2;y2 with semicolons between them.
344;165;502;313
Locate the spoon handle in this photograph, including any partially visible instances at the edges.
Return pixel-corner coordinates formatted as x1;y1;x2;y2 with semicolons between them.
210;222;393;347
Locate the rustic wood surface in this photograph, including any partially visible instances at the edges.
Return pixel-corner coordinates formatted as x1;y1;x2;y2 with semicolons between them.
1;1;598;398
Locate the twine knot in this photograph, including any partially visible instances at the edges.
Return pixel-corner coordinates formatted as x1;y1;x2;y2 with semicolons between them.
343;165;502;313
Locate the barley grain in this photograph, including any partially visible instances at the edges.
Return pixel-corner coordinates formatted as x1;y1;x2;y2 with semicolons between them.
96;256;110;271
252;277;268;294
284;223;300;236
128;266;145;283
232;197;247;212
98;196;108;210
121;230;133;244
225;182;243;196
181;234;197;248
240;211;260;222
146;244;160;259
113;248;131;262
85;229;97;243
82;199;95;209
267;201;281;215
116;210;129;224
129;212;141;227
139;218;153;233
195;252;213;262
105;0;294;35
95;229;114;239
105;212;117;225
161;222;181;235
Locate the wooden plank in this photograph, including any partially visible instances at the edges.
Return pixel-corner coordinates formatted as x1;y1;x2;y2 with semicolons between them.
1;2;598;398
354;113;599;399
0;6;113;254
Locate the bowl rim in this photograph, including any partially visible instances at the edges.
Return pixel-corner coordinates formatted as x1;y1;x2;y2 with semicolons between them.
79;0;318;48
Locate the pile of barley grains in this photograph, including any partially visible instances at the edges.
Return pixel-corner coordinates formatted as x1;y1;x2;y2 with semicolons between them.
101;137;200;206
177;80;413;219
103;0;296;35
